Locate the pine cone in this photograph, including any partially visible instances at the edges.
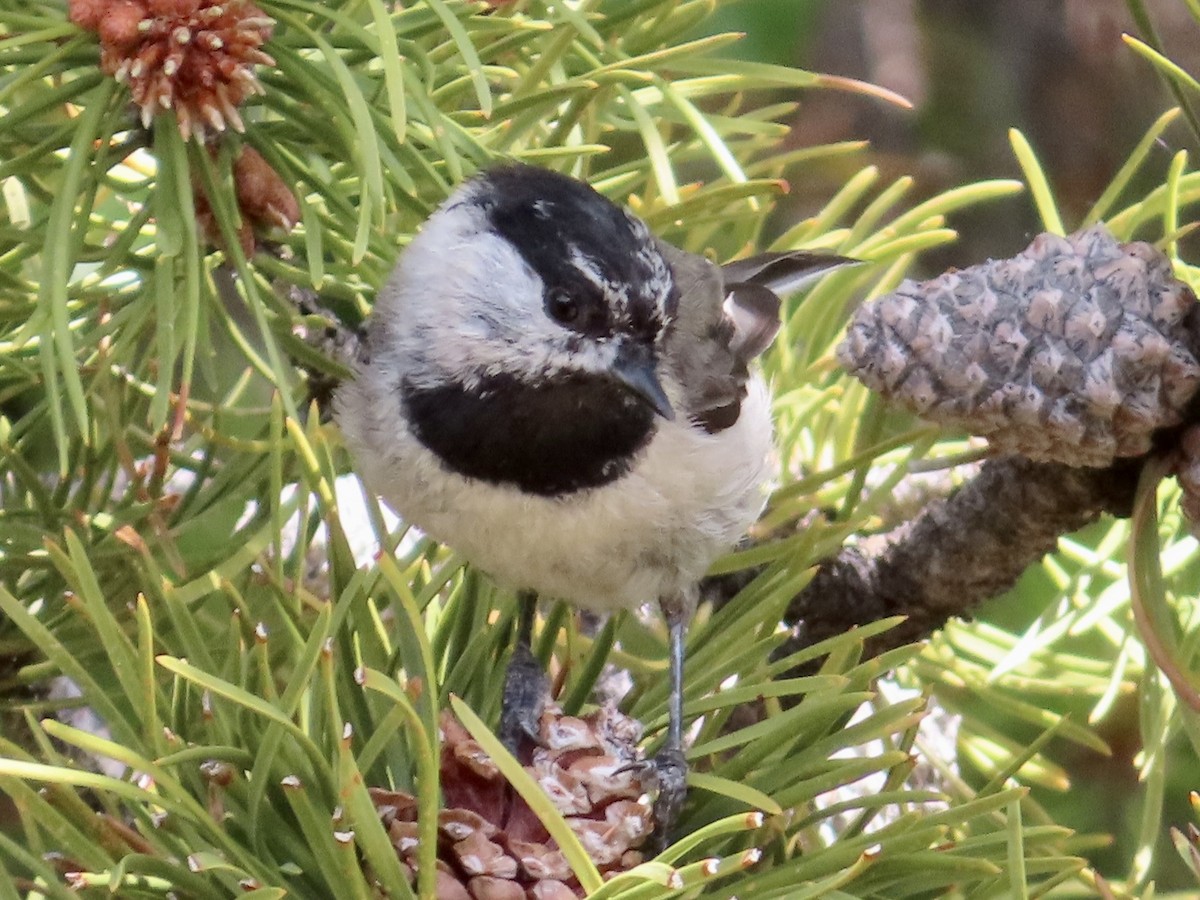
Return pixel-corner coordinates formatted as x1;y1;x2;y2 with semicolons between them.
69;0;275;141
838;225;1200;467
193;145;300;256
371;704;655;898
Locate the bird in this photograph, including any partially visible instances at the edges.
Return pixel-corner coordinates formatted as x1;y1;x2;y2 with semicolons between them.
334;162;853;838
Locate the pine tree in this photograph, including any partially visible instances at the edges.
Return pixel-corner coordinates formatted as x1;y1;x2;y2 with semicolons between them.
1;1;1199;897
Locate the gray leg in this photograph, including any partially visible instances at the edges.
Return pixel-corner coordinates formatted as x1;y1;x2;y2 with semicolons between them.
499;590;548;754
651;602;689;845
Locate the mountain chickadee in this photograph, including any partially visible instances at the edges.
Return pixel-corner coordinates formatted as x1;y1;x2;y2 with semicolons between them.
335;163;852;835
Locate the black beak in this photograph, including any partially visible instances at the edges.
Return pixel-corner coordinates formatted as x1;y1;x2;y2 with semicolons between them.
612;341;674;421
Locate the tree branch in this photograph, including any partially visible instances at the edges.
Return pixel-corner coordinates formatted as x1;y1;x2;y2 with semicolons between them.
774;454;1146;665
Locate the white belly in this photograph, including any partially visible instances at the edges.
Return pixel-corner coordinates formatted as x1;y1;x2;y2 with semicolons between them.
339;376;774;611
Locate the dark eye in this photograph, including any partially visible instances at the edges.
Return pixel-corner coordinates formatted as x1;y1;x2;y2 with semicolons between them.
546;289;581;326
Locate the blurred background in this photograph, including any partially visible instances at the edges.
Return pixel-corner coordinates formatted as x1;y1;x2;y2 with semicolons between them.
712;0;1200;267
705;0;1199;888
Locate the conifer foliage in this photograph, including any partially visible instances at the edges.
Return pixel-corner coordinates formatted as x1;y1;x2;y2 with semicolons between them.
1;1;1199;896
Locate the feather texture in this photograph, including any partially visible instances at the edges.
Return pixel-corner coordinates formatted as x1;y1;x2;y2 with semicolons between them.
662;244;854;433
335;167;851;611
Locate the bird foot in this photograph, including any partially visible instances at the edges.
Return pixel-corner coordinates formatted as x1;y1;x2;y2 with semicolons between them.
499;642;548;756
649;745;688;849
619;745;688;850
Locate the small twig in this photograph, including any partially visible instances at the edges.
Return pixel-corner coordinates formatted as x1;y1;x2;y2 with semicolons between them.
774;454;1147;666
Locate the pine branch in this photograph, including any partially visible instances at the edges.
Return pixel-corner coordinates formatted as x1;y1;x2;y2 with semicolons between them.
779;454;1145;663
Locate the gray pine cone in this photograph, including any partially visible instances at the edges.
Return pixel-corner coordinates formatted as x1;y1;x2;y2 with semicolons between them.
838;225;1200;467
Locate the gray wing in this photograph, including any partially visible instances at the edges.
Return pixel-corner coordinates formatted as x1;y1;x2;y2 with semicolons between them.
660;243;855;433
721;250;857;298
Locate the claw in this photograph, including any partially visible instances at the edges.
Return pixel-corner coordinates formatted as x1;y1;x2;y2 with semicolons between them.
648;745;688;849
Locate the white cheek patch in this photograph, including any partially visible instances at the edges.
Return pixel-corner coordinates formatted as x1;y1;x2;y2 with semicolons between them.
384;215;624;387
371;179;681;397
